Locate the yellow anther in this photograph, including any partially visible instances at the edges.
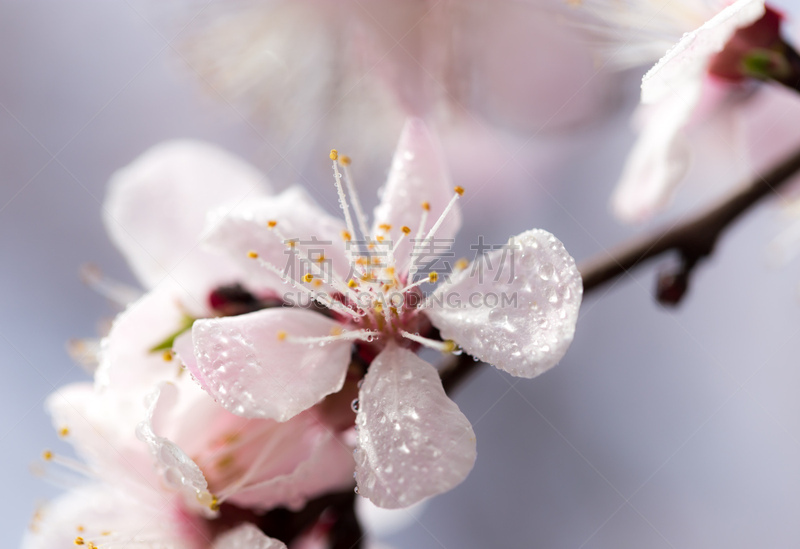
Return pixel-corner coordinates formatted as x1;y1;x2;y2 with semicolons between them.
59;427;70;437
342;231;352;241
371;257;383;265
454;186;465;196
331;326;343;336
401;226;411;234
421;201;431;211
356;257;369;265
455;258;469;271
74;537;85;546
442;340;457;353
376;235;385;242
210;496;220;511
267;220;277;228
277;331;287;341
374;302;383;314
42;450;53;461
302;273;314;283
330;149;338;161
429;272;439;283
87;543;97;549
162;350;173;362
286;240;297;249
216;454;235;469
348;279;358;288
340;155;351;166
378;223;392;232
385;266;395;275
247;250;259;259
76;525;85;533
313;279;323;288
316;254;326;263
101;531;111;536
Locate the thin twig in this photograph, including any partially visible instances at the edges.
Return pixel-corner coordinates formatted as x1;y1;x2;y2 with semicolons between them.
580;144;800;293
442;143;800;394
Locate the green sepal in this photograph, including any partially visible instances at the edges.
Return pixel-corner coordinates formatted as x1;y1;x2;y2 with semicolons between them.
148;314;196;352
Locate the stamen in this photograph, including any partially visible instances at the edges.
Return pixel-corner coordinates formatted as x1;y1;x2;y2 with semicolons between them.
67;338;101;374
409;188;463;279
331;153;359;256
340;157;371;241
400;271;439;293
79;264;141;307
399;330;460;353
247;253;361;320
59;427;70;437
269;223;358;302
283;329;376;345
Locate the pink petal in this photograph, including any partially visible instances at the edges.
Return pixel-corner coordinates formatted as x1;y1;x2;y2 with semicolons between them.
354;345;476;509
203;186;350;293
104;140;270;296
641;0;765;105
189;308;352;422
136;383;216;516
22;484;204;549
611;84;699;223
371;118;461;273
427;229;582;378
46;383;157;492
213;524;287;549
225;414;355;511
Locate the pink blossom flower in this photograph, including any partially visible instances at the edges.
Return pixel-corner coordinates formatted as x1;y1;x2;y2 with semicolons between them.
583;0;791;221
23;483;286;549
170;119;583;508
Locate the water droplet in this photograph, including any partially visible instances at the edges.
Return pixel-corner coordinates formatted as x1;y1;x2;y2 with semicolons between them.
538;262;555;281
354;486;360;495
351;398;360;413
357;379;364;389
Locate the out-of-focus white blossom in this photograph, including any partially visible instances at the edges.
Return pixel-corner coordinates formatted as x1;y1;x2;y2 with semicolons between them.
579;0;797;221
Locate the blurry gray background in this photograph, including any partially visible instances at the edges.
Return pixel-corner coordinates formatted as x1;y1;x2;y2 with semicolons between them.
3;1;800;547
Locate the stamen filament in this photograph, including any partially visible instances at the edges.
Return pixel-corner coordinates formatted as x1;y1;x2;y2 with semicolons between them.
80;264;142;307
341;161;371;242
283;329;376;345
331;154;359;261
249;254;361;320
399;330;459;353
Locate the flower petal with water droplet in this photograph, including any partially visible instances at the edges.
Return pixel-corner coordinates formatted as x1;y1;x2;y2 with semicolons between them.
371;118;461;272
136;382;215;516
427;229;582;378
187;308;352;422
354;344;476;509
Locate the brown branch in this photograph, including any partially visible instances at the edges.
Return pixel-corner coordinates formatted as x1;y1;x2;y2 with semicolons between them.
442;143;800;394
580;144;800;294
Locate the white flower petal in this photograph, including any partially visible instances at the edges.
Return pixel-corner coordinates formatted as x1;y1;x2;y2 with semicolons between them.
371;118;461;271
427;229;582;378
612;82;700;223
204;186;350;293
104;140;270;295
22;484;195;549
354;345;476;509
187;308;352;422
641;0;765;105
213;524;287;549
136;383;215;516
